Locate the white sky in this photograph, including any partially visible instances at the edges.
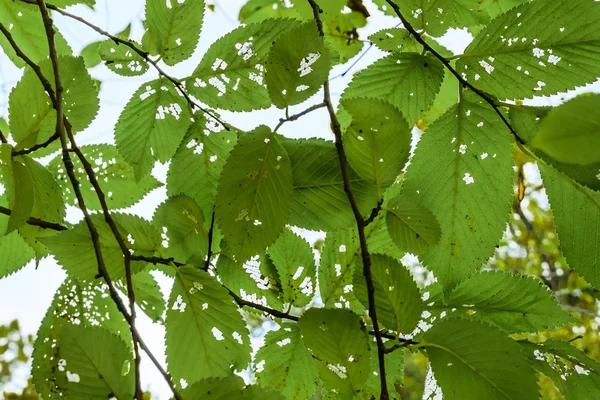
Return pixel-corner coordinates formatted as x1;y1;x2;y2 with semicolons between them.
0;0;598;397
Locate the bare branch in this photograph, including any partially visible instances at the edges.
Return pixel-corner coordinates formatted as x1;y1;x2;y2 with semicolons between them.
0;206;67;231
306;1;389;398
279;102;327;123
204;211;216;271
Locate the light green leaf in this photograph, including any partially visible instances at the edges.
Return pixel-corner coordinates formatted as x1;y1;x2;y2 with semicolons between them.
282;137;377;231
385;196;442;255
59;324;134;399
40;214;160;280
402;95;514;293
99;40;149;76
342;98;410;197
267;229;316;307
266;22;330;108
372;0;457;37
323;11;367;64
343;53;444;125
9;56;98;152
531;95;600;165
80;41;102;68
0;231;34;279
142;0;205;66
153;195;208;265
32;279;129;398
238;0;300;23
117;270;165;323
0;0;72;68
255;324;319;399
167;118;237;216
85;23;131;70
115;78;191;180
429;271;576;332
165;267;251;385
539;161;600;288
423;318;538;400
299;308;371;397
215;126;293;262
456;0;600;99
186;19;299;111
369;28;421;53
183;375;284;399
354;254;424;334
420;69;460;129
7;159;34;234
48;144;161;210
510;105;600;191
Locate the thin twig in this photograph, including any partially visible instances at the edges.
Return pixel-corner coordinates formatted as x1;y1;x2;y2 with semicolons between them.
364;200;384;226
307;1;389;398
279;102;327;123
229;290;301;321
0;206;67;231
384;0;525;145
131;255;185;267
204;211;216;271
21;0;232;132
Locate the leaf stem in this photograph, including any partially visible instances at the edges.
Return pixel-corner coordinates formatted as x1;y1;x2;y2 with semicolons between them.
307;1;389;398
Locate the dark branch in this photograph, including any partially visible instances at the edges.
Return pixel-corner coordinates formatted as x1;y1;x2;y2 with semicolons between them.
279;102;327;123
0;206;67;231
384;0;525;145
204;211;216;271
364;200;384;226
307;1;389;398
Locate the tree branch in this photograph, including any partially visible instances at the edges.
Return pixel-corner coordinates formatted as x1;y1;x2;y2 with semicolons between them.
279;102;327;123
384;0;525;145
21;0;232;132
306;1;389;398
204;211;216;271
0;206;67;231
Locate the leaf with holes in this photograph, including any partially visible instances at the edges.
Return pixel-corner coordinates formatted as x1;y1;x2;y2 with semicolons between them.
343;53;444;125
165;267;251;386
267;229;316;307
255;324;319;399
115;78;191;180
142;0;205;66
186;19;299;111
99;40;149;76
402;93;514;294
423;318;538;400
215;126;293;262
385;195;442;255
457;0;600;99
299;308;371;397
342;98;410;198
266;22;331;108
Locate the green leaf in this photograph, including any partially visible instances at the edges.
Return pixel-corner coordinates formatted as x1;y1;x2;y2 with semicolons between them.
429;271;576;333
58;324;134;399
456;0;600;99
420;69;460;128
80;40;102;68
40;214;160;280
299;308;371;397
354;254;424;334
0;231;35;279
323;11;367;64
153;195;208;265
369;28;421;53
402;94;514;293
9;56;98;152
165;267;251;386
538;161;600;288
7;158;34;234
385;195;442;255
117;270;165;323
363;340;404;400
115;78;191;180
422;318;538;400
238;0;300;24
167;118;237;216
32;279;129;398
215;126;293;262
217;250;283;310
342;98;411;197
343;53;445;125
372;0;457;37
531;95;600;165
183;375;284;399
255;324;319;399
266;22;331;108
48;144;161;210
510;105;600;191
564;372;600;400
186;19;299;111
0;0;72;68
99;39;149;76
282;137;377;231
142;0;205;65
267;229;316;307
